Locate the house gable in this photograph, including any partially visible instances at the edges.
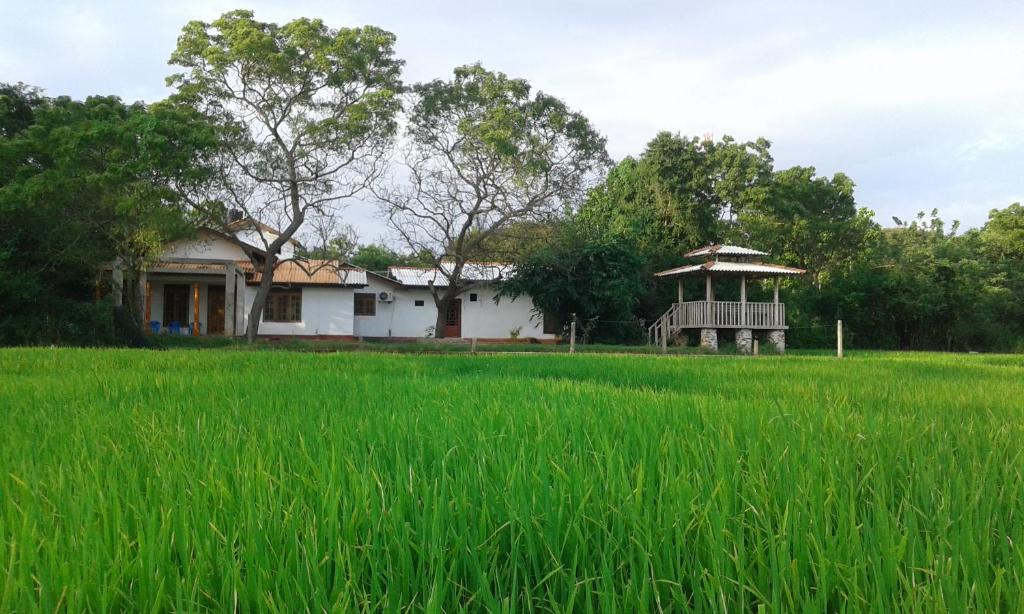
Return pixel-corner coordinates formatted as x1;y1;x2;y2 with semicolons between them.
161;230;251;262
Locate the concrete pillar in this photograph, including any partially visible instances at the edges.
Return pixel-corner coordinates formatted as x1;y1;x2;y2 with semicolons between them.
736;328;753;355
224;264;237;336
705;273;713;301
700;328;718;352
236;270;246;336
768;329;786;354
773;277;780;304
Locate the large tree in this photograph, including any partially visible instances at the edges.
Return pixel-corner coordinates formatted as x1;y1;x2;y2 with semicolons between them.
167;10;404;342
735;166;877;286
579;133;773;263
376;63;608;337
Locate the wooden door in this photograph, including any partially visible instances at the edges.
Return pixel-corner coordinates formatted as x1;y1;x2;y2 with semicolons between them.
443;299;462;338
207;286;225;335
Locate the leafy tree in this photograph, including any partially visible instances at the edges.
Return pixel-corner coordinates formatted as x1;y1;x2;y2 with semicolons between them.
502;222;647;343
0;87;214;344
376;63;608;337
168;9;404;342
736;166;877;286
347;243;432;272
580;133;773;262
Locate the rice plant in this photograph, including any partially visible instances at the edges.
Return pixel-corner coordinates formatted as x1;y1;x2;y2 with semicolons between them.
1;349;1023;611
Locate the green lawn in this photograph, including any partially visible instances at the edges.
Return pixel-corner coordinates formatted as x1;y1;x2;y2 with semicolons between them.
2;349;1023;611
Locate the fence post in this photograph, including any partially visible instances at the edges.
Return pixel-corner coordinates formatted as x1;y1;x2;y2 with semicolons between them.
837;319;844;359
753;338;759;356
660;320;668;354
471;337;477;354
569;315;576;354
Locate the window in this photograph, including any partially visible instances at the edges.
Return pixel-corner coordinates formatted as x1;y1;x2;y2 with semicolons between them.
469;293;478;302
354;292;376;316
163;284;189;325
264;290;302;322
414;299;425;307
543;312;561;335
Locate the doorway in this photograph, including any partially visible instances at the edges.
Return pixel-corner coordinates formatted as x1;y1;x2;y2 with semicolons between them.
207;286;225;335
443;299;462;338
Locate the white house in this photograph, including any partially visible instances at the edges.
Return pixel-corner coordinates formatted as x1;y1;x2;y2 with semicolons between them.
133;225;557;342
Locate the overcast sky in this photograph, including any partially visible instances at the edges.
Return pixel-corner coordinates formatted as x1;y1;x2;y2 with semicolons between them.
3;0;1022;242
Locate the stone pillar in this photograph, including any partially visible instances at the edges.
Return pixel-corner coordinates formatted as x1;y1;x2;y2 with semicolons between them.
700;328;718;352
768;329;786;354
736;328;753;355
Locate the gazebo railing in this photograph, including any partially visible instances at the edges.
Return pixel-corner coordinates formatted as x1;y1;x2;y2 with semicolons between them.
649;301;787;345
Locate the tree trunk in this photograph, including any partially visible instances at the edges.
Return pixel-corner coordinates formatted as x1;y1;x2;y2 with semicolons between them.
245;256;276;344
433;298;447;338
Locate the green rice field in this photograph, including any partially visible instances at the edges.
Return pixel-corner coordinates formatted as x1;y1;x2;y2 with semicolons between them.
2;349;1023;611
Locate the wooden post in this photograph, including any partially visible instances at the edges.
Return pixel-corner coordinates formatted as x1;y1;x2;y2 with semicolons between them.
773;277;780;304
660;320;668;354
705;273;713;302
677;279;683;304
740;274;747;326
753;338;759;356
569;315;576;354
837;320;844;358
471;337;477;354
192;282;200;335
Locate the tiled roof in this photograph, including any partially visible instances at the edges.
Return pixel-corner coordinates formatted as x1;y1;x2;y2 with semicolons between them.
656;261;805;277
683;244;769;258
242;260;368;286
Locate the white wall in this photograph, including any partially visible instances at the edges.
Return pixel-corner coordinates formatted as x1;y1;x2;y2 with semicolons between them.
351;280;554;340
234;228;295;258
161;232;248;261
461;286;551;340
242;285;354;337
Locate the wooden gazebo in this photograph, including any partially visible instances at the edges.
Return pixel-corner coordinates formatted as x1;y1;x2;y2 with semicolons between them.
649;244;805;353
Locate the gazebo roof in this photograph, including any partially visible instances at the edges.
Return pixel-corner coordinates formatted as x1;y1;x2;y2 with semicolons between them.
655;260;805;278
683;244;768;258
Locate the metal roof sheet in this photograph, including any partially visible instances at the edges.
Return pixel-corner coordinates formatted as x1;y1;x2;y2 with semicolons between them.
388;261;514;287
683;244;769;258
656;261;805;277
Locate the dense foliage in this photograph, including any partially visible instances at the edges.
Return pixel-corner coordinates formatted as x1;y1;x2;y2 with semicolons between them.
0;84;213;345
4;349;1024;610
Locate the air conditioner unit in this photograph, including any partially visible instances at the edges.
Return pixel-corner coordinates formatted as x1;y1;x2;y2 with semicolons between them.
378;291;396;303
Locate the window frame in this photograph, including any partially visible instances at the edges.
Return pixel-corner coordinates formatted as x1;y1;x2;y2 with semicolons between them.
354;292;376;316
263;290;302;323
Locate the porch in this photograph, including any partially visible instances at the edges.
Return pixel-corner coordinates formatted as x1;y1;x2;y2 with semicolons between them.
114;259;247;336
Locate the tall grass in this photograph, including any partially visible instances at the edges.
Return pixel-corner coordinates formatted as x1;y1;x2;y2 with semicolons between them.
2;349;1023;611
